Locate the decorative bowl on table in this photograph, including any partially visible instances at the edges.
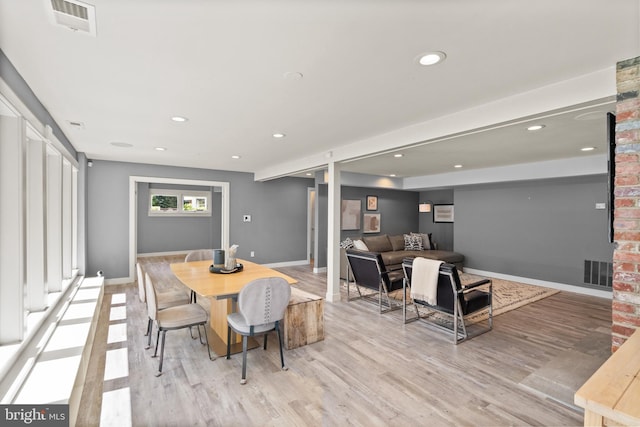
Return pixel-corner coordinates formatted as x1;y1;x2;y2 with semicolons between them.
209;263;244;274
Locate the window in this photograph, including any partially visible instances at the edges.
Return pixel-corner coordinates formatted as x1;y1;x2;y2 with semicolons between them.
149;189;211;216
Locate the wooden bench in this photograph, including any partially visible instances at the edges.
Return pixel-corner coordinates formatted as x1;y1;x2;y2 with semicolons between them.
574;328;640;426
283;287;324;350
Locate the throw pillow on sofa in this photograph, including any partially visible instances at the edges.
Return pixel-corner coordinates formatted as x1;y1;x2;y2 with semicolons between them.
411;232;434;250
353;239;369;251
404;234;424;251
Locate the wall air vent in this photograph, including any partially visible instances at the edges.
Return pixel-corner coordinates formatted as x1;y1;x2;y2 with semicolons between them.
49;0;96;37
583;260;613;288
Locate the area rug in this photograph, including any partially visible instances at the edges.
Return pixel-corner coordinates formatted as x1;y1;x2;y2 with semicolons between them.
345;273;559;324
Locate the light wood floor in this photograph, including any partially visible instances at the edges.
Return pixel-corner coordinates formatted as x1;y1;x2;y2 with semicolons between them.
76;256;612;426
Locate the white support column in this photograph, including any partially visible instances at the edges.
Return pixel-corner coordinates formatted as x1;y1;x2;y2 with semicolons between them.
0;115;26;343
26;138;47;311
62;159;72;279
46;148;63;293
326;161;341;302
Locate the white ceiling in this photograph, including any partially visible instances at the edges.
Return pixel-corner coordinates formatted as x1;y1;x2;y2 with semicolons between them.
1;0;638;182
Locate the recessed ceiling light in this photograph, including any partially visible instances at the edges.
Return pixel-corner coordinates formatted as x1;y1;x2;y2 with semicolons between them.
527;124;545;131
393;154;403;158
389;174;397;177
284;71;304;80
581;147;596;152
171;116;188;122
454;164;463;168
273;133;286;139
305;173;313;176
416;51;446;66
155;147;166;151
231;155;241;159
110;142;133;148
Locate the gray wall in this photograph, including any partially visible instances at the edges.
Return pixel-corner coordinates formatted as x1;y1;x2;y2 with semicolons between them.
137;182;222;253
339;186;419;242
454;175;614;286
87;160;312;279
418;189;455;250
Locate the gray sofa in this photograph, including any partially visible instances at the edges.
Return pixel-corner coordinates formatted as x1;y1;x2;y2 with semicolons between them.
340;233;464;279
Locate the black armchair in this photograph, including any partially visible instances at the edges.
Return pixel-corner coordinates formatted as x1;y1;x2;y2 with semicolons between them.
345;249;404;313
402;257;492;344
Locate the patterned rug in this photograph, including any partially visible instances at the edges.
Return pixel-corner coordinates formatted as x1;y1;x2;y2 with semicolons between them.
348;273;559;324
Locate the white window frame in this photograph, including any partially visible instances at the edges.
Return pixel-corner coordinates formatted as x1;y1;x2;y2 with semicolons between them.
148;188;212;216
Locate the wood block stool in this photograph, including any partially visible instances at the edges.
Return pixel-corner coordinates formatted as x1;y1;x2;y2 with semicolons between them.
284;287;324;350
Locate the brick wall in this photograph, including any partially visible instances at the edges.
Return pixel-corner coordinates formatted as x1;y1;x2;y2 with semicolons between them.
613;56;640;352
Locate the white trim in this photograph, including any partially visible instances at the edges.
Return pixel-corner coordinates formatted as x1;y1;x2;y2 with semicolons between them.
137;250;191;258
104;277;132;286
263;260;309;269
128;176;230;284
313;267;327;274
463;267;612;299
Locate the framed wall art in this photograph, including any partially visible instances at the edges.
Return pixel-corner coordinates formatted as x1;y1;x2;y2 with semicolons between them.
433;204;454;223
366;195;378;211
363;213;381;233
341;199;361;230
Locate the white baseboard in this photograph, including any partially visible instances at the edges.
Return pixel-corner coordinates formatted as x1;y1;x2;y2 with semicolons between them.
263;259;309;268
313;267;327;274
104;277;132;286
137;250;190;258
463;268;612;299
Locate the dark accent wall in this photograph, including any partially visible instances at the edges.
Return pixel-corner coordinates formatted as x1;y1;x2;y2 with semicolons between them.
454;175;614;286
87;160;311;278
136;182;222;253
418;189;455;250
340;186;419;242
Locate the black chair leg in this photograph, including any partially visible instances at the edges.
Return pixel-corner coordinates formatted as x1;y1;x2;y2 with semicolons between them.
156;330;166;376
145;317;152;336
145;318;153;349
276;322;287;371
226;326;232;360
241;335;248;385
263;334;268;350
152;328;160;357
201;324;214;361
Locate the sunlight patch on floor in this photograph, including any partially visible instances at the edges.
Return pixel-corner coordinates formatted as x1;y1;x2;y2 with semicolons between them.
100;387;132;427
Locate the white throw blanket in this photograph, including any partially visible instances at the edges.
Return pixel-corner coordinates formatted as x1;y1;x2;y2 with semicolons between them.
410;258;443;305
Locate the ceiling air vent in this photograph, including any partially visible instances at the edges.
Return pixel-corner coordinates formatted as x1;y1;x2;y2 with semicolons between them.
50;0;96;36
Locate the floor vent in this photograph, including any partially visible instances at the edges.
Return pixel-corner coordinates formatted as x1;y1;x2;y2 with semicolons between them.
583;260;613;288
50;0;96;36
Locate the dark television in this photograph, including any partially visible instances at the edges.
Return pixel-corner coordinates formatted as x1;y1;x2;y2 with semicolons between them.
607;112;616;243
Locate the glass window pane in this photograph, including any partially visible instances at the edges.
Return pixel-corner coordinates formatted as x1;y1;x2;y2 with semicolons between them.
150;195;178;211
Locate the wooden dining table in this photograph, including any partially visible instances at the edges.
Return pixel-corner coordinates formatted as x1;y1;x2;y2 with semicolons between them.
170;258;297;356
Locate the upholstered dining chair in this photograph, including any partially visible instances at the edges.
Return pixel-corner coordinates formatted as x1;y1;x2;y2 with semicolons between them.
184;249;214;302
184;249;213;262
402;258;493;344
136;263;190;348
145;272;214;376
226;277;291;384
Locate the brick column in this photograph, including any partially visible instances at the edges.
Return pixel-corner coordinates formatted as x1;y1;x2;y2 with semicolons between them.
613;56;640;352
